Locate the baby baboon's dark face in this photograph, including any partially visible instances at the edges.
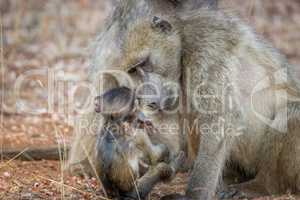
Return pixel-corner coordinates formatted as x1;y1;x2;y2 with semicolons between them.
94;86;136;121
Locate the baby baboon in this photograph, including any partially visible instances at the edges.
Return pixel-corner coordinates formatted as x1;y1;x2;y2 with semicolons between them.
94;87;184;199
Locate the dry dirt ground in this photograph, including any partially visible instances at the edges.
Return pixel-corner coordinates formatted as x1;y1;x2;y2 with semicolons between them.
0;0;300;199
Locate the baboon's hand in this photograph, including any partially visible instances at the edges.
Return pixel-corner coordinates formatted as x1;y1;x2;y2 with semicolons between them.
170;151;185;172
154;151;186;181
156;162;173;180
118;151;185;199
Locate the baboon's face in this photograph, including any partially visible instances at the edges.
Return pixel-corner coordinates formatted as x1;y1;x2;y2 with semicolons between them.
122;16;182;113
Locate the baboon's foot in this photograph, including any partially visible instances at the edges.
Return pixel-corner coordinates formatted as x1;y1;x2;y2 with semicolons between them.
160;194;191;200
218;187;247;199
156;162;174;180
218;179;267;200
166;151;185;180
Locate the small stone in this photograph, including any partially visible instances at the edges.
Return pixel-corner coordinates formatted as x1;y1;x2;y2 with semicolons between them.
21;193;32;200
3;172;11;178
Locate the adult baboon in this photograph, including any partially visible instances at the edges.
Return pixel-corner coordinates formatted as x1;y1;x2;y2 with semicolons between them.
68;0;300;199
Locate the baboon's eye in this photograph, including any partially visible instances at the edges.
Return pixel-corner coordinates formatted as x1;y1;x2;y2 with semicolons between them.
151;16;172;34
128;58;151;74
148;102;159;110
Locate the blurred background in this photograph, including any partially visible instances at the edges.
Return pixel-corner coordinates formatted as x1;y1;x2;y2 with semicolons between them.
0;0;299;199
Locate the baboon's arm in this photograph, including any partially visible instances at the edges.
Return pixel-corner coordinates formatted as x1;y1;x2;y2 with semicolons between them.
0;146;69;161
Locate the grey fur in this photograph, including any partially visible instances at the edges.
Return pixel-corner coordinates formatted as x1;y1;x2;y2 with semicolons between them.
68;1;300;200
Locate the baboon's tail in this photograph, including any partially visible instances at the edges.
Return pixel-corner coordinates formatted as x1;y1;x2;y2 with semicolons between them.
0;146;69;161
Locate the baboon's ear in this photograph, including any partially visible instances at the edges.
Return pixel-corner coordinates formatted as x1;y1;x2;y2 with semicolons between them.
151;16;173;34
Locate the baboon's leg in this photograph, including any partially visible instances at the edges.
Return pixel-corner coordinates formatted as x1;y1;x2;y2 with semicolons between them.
250;104;300;194
221;104;300;199
122;163;173;200
218;135;280;199
124;152;185;199
186;132;230;200
161;133;230;200
277;104;300;193
134;131;169;164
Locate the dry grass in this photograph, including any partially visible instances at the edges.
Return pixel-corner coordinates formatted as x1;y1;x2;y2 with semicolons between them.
0;0;300;199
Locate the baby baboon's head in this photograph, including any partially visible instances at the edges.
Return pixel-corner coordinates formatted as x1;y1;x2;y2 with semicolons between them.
94;86;136;121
